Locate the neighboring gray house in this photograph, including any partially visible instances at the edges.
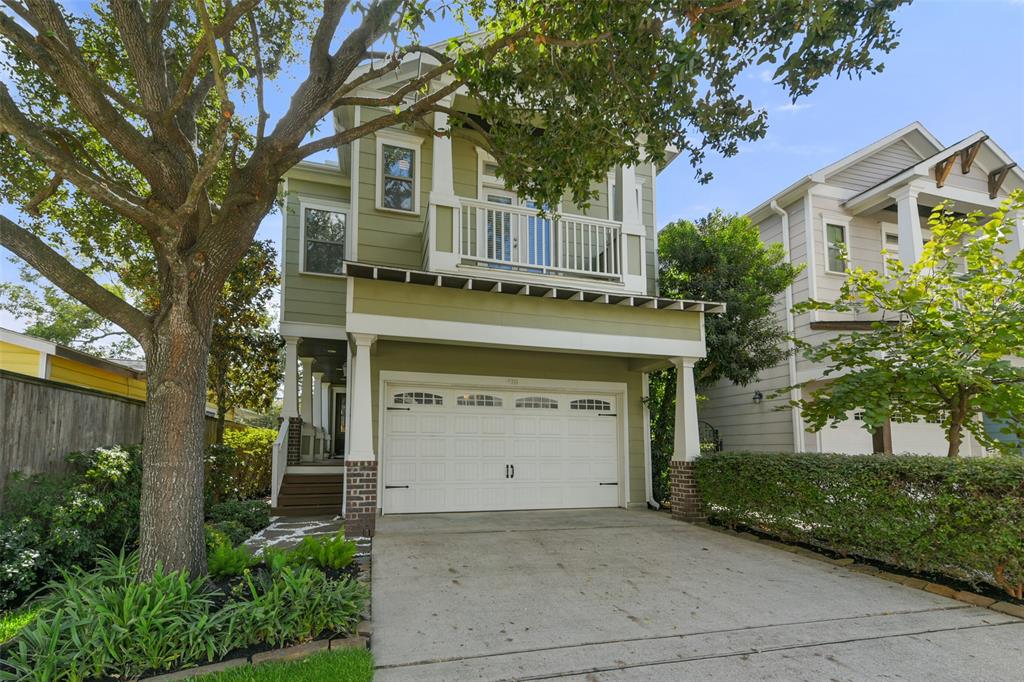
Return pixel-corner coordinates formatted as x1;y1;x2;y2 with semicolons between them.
700;122;1024;456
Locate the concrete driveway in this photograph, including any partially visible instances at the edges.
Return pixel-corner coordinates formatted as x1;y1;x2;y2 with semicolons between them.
371;509;1023;681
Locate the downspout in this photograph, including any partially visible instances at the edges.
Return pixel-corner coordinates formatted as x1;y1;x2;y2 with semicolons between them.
770;200;805;453
642;372;659;509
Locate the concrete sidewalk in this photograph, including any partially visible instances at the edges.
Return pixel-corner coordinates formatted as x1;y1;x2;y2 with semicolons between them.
371;509;1023;681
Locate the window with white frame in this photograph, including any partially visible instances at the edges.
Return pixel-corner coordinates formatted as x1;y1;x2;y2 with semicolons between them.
825;222;848;273
376;131;422;214
302;205;347;275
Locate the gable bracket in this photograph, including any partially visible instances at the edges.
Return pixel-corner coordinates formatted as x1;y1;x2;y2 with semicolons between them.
959;135;988;175
988;163;1017;199
934;154;958;188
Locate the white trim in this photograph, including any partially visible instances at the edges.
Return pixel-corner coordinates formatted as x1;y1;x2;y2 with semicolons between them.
279;321;347;341
345;312;707;359
298;197;350;277
37;352;51;379
641;372;655;505
769;201;804;452
349;106;361;261
803;190;819;322
374;128;424;215
879;221;900;275
279;176;289;323
377;370;631;513
0;328;57;355
821;213;852;276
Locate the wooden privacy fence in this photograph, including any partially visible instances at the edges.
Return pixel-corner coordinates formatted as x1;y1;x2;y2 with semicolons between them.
0;370;241;505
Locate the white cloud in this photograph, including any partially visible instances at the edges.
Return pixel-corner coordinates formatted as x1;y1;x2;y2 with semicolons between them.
776;101;812;113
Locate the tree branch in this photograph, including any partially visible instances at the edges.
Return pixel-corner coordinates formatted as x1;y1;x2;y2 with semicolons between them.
247;12;269;140
0;215;151;342
0;83;165;228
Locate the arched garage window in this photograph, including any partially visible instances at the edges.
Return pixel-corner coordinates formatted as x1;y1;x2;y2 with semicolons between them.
393;392;443;406
515;396;558;409
570;398;612;412
457;394;502;407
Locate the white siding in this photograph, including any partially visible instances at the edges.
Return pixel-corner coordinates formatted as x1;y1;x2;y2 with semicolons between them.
827;139;923;192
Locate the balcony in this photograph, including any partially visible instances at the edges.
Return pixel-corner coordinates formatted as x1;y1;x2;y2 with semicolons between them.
457;199;623;281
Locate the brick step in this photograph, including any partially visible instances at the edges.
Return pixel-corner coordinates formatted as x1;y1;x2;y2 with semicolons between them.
272;504;342;517
278;483;342;496
277;492;343;507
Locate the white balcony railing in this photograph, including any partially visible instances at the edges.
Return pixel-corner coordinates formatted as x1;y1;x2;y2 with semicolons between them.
459;199;622;280
270;420;288;508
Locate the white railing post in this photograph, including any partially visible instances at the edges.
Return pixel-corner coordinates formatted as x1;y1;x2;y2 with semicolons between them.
270;420;288;508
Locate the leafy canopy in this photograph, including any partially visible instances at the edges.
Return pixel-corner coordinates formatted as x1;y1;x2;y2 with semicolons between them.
791;191;1024;457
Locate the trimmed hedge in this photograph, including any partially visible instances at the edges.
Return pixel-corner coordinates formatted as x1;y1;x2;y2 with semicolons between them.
694;452;1024;598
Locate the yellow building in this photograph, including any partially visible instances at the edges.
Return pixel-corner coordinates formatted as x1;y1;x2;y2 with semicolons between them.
0;327;147;400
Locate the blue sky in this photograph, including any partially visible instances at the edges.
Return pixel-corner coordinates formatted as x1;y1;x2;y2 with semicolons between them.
2;0;1023;334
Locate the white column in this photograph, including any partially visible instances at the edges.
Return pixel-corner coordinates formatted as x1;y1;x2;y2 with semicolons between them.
1007;209;1024;262
672;358;701;462
320;378;332;449
348;333;377;461
300;358;314;424
282;337;299;418
620;164;640;228
430;110;456;200
895;187;924;266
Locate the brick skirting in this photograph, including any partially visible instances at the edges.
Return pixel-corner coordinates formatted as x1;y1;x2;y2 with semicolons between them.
669;460;705;522
287;416;302;465
344;461;378;538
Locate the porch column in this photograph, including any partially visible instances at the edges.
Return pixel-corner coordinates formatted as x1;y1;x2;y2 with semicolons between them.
300;357;314;460
282;336;300;418
311;371;324;455
282;336;301;464
894;187;925;266
345;333;378;538
670;358;704;522
430;110;456;198
1007;208;1024;262
320;377;332;452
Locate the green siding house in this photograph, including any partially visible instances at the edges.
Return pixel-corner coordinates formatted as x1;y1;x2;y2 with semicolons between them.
272;58;720;536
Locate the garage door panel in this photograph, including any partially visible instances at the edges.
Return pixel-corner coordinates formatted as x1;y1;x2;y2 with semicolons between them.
383;381;621;514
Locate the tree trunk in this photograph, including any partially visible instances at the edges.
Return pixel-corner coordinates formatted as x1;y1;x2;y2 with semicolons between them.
871;419;893;455
138;302;213;580
947;397;968;458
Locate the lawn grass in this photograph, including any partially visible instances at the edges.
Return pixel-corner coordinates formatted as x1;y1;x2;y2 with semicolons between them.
0;608;37;643
196;648;374;681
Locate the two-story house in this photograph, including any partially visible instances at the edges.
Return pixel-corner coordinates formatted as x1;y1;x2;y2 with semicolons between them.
701;122;1023;457
270;60;721;535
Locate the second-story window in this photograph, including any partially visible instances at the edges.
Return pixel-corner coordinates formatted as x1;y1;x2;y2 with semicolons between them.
303;206;346;275
825;222;848;273
381;144;415;211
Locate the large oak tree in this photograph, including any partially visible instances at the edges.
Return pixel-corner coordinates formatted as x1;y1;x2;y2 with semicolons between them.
0;0;909;577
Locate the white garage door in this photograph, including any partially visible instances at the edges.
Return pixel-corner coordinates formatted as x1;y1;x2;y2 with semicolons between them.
818;412;874;455
382;382;621;514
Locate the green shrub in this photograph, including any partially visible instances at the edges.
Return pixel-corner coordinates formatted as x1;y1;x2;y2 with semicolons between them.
232;566;367;647
209;520;252;547
0;445;142;609
208;543;257;581
287;532;358;571
694;452;1024;598
205;428;276;502
208;499;271;535
261;546;289;574
0;551;240;681
0;551;368;680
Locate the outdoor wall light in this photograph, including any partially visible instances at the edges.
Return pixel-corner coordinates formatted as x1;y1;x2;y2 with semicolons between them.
752;390;764;404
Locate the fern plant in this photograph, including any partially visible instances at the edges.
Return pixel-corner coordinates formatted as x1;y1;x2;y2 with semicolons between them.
287;533;358;570
207;543;256;581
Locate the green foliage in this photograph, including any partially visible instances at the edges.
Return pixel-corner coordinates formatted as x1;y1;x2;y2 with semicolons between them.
222;428;278;499
0;445;141;608
232;566;367;648
208;241;284;443
0;607;37;644
695;452;1024;598
791;192;1024;456
0;551;368;681
286;533;359;571
194;649;374;682
261;546;290;574
207;520;252;548
204;525;234;554
659;211;802;388
208;499;271;536
0;551;239;681
208;543;257;581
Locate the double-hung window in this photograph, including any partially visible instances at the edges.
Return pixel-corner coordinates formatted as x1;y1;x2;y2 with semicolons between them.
825;222;848;274
375;131;423;214
302;205;347;275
